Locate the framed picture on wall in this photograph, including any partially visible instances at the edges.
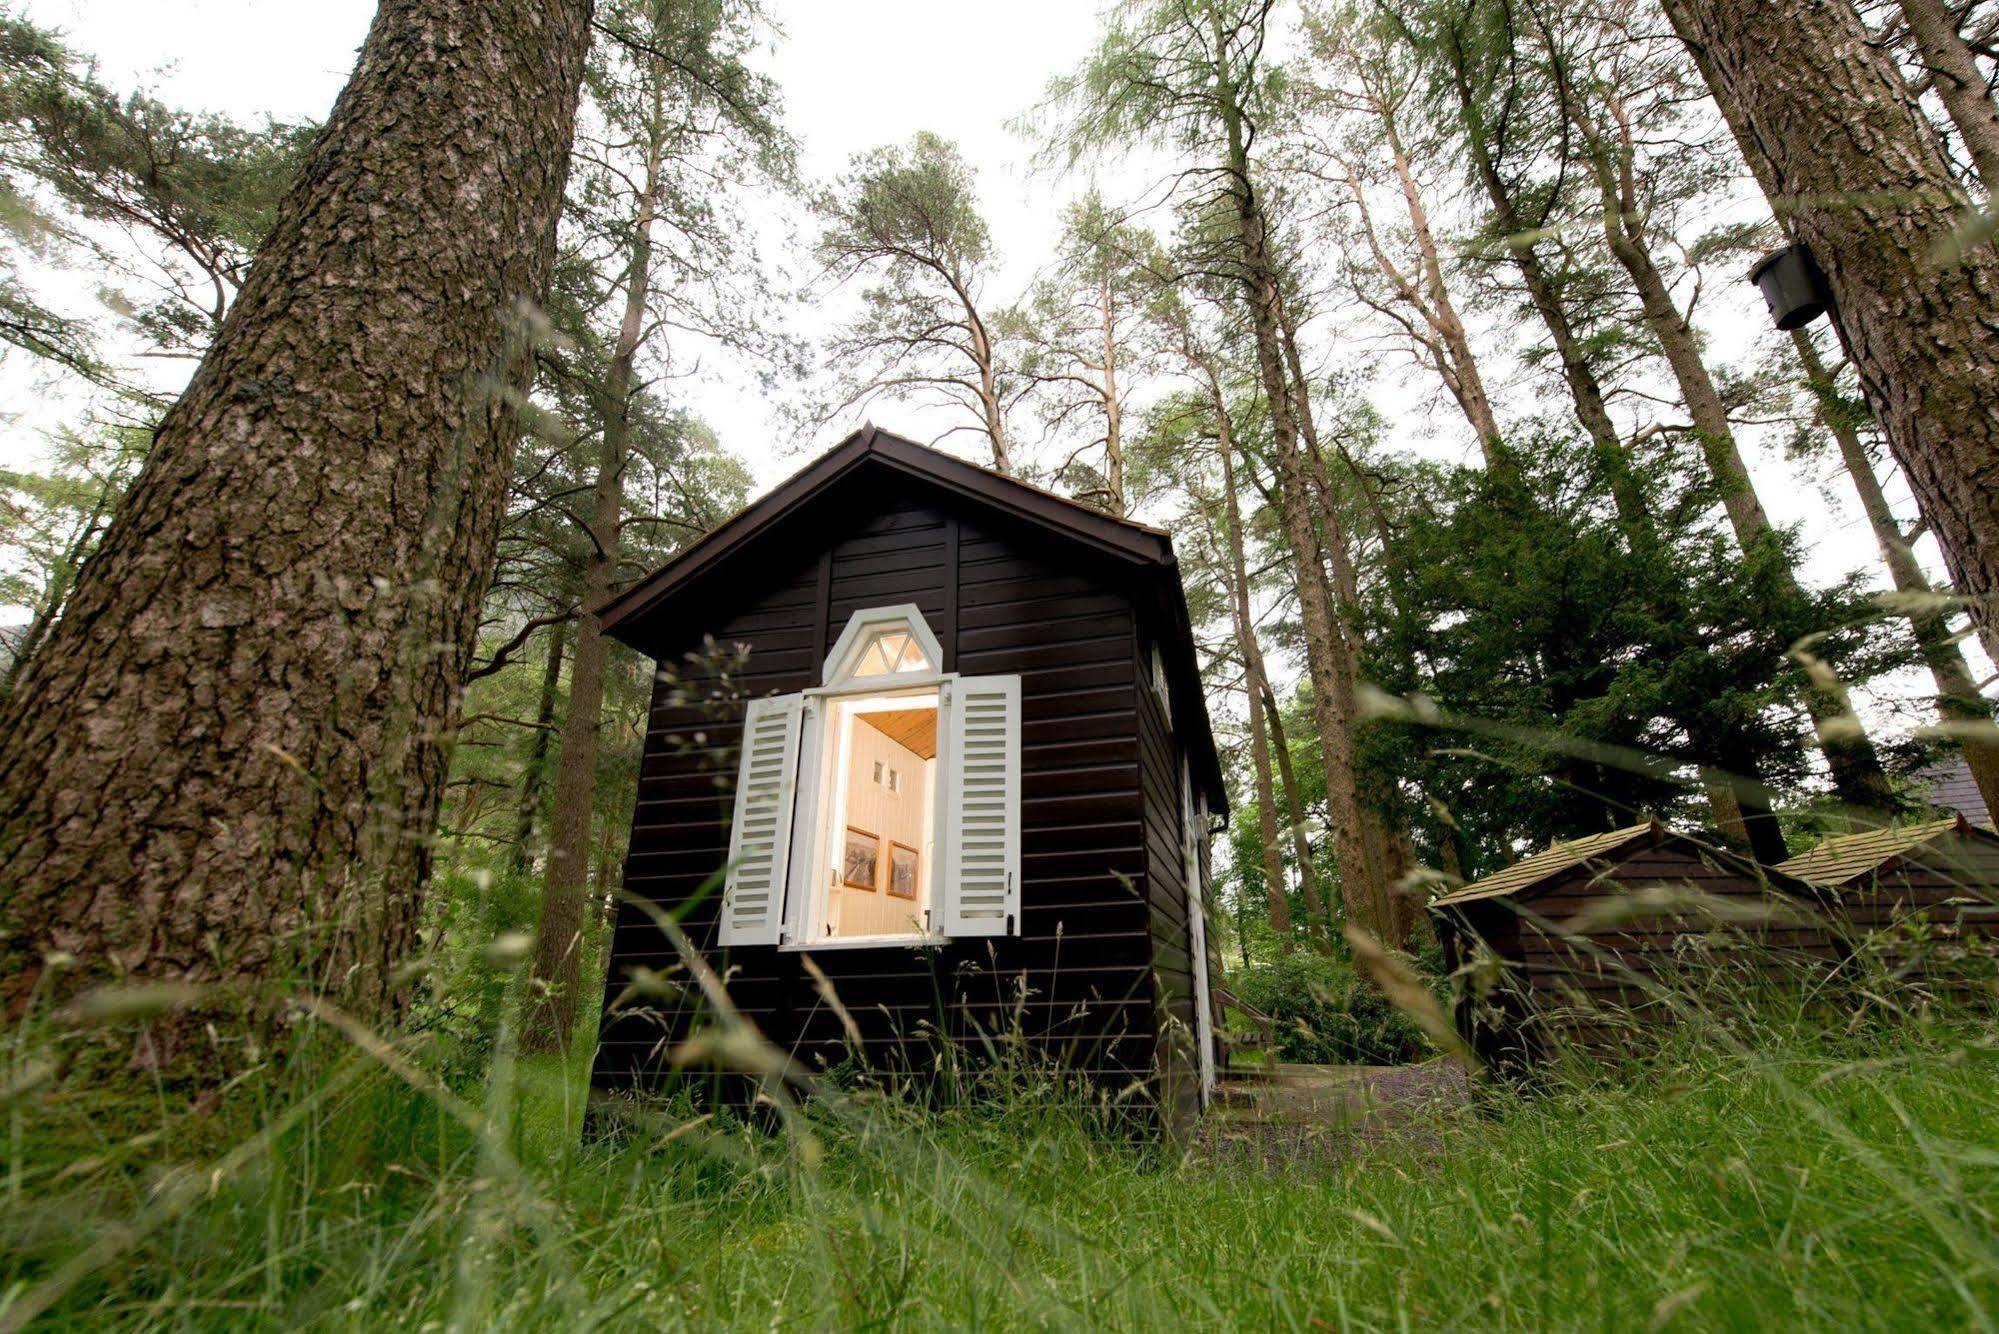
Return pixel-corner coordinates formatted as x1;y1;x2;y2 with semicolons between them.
887;841;919;899
843;826;880;891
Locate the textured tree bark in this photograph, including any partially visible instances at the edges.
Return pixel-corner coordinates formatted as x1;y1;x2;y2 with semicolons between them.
0;0;595;1073
970;311;1010;473
1899;0;1999;201
1794;328;1999;818
521;85;664;1059
1662;0;1999;659
1369;87;1511;469
1701;773;1753;851
1212;405;1295;950
1259;677;1333;939
1215;68;1389;942
1098;272;1126;514
510;620;569;875
1573;95;1897;814
1279;297;1407;941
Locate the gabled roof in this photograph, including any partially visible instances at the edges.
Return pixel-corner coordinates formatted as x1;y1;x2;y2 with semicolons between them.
598;425;1226;814
1916;760;1993;829
1774;815;1999;887
598;426;1173;633
1432;822;1663;907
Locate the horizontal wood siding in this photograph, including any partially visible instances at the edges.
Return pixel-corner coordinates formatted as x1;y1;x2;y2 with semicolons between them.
595;475;1163;1099
1444;844;1846;1063
1135;627;1200;1127
1829;839;1999;989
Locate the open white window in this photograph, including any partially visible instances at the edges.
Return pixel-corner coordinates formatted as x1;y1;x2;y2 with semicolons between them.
717;606;1021;948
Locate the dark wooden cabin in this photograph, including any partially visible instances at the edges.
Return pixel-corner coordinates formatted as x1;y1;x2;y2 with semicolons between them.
1776;816;1999;981
588;426;1229;1124
1431;822;1838;1063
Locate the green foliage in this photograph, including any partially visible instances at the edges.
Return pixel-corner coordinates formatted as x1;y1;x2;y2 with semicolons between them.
1355;429;1914;874
0;12;312;367
0;422;148;689
421;867;545;1084
809;131;1012;451
1228;948;1431;1064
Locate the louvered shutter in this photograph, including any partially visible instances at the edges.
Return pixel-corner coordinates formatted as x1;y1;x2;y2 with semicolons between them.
719;693;804;946
942;675;1022;936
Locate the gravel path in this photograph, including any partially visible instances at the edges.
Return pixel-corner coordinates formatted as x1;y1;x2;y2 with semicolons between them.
1192;1060;1473;1169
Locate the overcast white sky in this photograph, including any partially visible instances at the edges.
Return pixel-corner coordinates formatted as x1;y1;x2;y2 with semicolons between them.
8;0;1118;492
5;0;1977;729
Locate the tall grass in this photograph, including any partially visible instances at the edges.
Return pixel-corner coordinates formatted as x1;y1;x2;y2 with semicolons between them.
2;982;1995;1329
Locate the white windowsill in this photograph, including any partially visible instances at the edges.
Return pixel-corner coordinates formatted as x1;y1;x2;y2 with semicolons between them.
778;933;947;952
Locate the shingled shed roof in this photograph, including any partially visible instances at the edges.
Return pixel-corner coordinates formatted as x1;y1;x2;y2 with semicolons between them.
1432;822;1664;907
1775;816;1999;887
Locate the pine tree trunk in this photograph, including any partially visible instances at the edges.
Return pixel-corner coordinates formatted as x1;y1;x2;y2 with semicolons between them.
1259;678;1333;938
1578;100;1897;814
510;619;569;874
1663;0;1999;660
1381;103;1508;468
1216;81;1388;943
1099;273;1126;515
1451;76;1650;528
1899;0;1999;201
1794;328;1999;818
1702;773;1753;851
1278;299;1408;941
970;313;1009;473
0;0;594;1071
520;86;663;1058
1213;405;1295;951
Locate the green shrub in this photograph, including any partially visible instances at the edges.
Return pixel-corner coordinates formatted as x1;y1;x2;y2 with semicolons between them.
1227;948;1432;1065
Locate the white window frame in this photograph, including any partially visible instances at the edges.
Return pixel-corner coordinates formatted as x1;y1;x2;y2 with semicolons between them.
718;603;1022;952
781;605;956;951
821;601;946;687
783;680;953;950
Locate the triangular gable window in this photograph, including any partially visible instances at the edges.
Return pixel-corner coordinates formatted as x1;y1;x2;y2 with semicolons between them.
823;603;945;685
854;630;931;678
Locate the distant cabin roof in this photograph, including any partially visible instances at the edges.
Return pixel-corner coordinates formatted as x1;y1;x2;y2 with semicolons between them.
597;424;1227;814
1774;816;1999;887
1431;822;1664;907
1915;759;1993;829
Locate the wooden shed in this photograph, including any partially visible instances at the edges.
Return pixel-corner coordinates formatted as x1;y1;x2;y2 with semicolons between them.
1431;822;1837;1064
587;426;1229;1123
1775;816;1999;981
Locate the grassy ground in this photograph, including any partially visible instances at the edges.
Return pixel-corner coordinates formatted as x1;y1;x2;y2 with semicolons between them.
3;1000;1996;1330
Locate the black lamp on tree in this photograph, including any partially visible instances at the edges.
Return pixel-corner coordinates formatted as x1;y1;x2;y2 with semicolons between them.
1749;243;1834;330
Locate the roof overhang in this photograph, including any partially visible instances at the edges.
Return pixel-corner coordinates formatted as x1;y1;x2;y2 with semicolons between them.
1433;820;1822;912
599;426;1171;634
598;426;1228;815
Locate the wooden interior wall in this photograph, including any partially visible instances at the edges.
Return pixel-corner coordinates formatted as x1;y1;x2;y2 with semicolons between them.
831;716;929;938
594;475;1167;1098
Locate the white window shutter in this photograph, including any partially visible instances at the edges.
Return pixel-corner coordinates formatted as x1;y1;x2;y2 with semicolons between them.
719;693;804;946
943;675;1022;936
